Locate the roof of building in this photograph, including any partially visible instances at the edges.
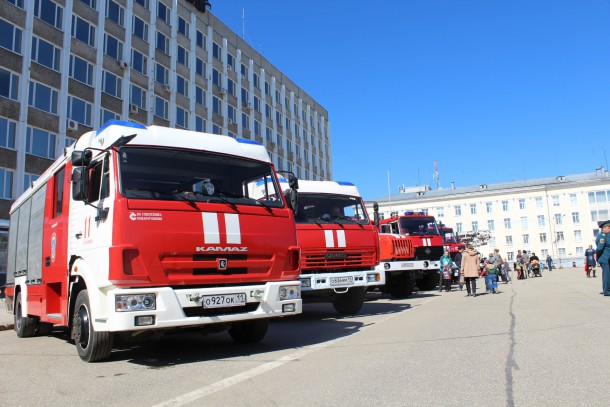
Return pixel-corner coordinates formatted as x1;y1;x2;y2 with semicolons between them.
372;169;610;203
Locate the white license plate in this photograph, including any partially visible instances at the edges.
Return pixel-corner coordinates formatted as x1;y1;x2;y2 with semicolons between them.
401;262;414;268
202;293;247;309
330;276;354;286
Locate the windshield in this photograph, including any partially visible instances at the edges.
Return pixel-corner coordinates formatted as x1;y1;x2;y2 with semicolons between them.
296;193;369;225
118;147;284;208
398;217;440;235
443;230;457;243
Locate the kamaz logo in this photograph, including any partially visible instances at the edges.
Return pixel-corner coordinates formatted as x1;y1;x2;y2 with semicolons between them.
196;247;248;252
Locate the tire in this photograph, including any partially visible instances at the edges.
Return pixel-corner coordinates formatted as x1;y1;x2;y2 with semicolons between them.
14;292;37;338
390;274;414;299
332;286;366;315
229;318;269;343
417;271;438;291
72;290;113;362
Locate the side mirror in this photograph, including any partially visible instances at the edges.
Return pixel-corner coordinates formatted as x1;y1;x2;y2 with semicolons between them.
72;150;92;166
284;188;299;216
373;202;379;227
72;167;89;202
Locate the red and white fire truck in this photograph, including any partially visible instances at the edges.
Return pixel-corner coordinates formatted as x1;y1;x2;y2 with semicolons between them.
375;212;443;297
281;180;383;314
3;121;302;362
439;224;465;261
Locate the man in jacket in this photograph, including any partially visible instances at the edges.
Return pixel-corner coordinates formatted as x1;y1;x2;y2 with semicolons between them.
460;244;481;297
595;220;610;296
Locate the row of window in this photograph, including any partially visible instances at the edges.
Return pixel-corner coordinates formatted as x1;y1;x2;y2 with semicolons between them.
453;213;581;233
443;195;578;217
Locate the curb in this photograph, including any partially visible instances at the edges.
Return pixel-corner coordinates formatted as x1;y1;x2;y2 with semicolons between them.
0;323;13;331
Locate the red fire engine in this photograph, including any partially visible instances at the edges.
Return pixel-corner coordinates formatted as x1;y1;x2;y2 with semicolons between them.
4;121;302;362
281;180;383;315
375;212;443;297
439;225;465;261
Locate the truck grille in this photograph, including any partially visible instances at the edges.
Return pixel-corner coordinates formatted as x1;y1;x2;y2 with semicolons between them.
302;250;376;269
160;253;273;279
392;239;414;258
414;246;443;260
183;302;260;317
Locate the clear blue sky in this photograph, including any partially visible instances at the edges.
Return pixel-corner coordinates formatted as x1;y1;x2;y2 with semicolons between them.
212;1;610;201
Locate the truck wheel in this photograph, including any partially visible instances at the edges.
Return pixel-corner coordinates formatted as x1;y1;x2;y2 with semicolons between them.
332;286;366;315
390;274;414;299
72;290;113;362
417;272;438;291
15;292;37;338
229;318;269;343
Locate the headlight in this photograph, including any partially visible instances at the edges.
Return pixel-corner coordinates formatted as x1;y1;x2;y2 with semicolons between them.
367;273;380;282
279;285;301;300
116;294;156;312
298;277;311;287
384;263;391;270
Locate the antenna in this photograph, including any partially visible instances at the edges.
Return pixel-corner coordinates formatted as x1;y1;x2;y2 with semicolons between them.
605;148;609;171
242;9;245;39
433;160;439;189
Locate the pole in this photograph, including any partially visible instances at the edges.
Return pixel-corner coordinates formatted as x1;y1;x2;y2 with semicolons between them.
387;171;392;212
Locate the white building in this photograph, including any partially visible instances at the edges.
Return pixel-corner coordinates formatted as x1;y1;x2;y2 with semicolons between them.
369;168;610;267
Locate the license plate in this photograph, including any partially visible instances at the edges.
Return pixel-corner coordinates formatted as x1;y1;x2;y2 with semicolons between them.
330;276;354;286
202;293;246;309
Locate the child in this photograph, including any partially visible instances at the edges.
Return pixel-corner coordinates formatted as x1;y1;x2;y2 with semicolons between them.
485;254;500;293
439;251;453;292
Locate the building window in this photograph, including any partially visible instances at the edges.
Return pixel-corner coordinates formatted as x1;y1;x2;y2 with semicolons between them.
552;195;560;207
504;218;511;229
212;124;221;135
574;230;582;242
176;75;188;97
212;96;221;115
570;193;577;206
253;72;259;88
535;196;543;209
539;233;547;243
507;251;514;261
28;81;58;114
130;84;146;109
156;32;169;54
157;2;170;25
502;200;509;211
195;57;204;77
227;53;235;70
520;216;528;229
454;205;461;216
456;222;462;234
31;36;61;71
69;55;93;86
558;248;566;258
7;0;24;7
100;108;119;126
196;30;205;49
212;69;221;87
489;237;496;247
241;63;248;77
155;63;168;85
437;207;444;218
104;34;123;60
195;86;205;106
35;0;63;29
556;231;564;242
23;173;38;191
597;191;607;203
575;247;584;256
486;202;493;213
254;120;261;136
67;95;92;126
71;16;96;47
554;214;563;225
154;96;168;119
506;235;513;246
537;215;545;227
588;192;595;204
541;249;548;257
26;126;56;159
102;70;122;98
131;50;148;75
178;16;189;38
227;105;235;122
472;221;478;232
106;0;124;26
133;16;149;41
195;116;205;132
212;42;221;60
0;19;22;54
176;106;188;128
134;0;148;9
519;198;525;210
177;45;189;66
80;0;96;8
523;234;529;244
0;118;16;149
572;212;580;223
0;167;14;199
488;220;495;231
241;112;249;130
0;68;19;100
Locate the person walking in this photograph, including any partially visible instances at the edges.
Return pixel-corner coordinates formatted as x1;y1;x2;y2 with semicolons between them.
454;247;464;290
460;244;481;297
493;248;506;282
501;258;511;282
484;254;500;294
585;244;596;278
439;251;453;292
520;250;529;278
546;255;553;271
595;220;610;296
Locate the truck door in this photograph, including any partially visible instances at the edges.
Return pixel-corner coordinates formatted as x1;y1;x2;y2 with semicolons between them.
41;166;70;324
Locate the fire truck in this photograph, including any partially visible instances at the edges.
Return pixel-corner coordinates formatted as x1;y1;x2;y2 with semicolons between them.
3;121;302;362
375;212;443;297
281;180;383;314
439;225;465;261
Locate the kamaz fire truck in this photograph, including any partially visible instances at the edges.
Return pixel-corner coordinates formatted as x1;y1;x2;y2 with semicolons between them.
281;180;382;314
3;121;302;362
439;225;465;261
375;212;443;297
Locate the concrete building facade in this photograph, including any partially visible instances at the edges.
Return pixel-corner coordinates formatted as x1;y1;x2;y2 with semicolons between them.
370;168;610;267
0;0;332;222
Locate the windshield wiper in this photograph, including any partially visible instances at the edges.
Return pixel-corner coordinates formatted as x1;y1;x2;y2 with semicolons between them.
126;187;198;209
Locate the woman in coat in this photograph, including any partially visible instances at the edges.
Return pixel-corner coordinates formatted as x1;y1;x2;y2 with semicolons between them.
460;244;481;297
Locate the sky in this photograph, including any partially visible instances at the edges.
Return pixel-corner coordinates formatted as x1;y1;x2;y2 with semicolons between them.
212;0;610;201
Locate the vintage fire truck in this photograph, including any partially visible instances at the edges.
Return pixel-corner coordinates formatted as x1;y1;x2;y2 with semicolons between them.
375;212;443;297
281;180;382;314
439;224;465;261
3;121;302;362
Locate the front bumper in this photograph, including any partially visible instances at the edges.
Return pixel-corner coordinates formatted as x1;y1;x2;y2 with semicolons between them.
297;270;385;292
375;260;440;272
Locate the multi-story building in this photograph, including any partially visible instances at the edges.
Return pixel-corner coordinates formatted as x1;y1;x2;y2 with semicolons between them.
0;0;332;223
369;168;610;267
